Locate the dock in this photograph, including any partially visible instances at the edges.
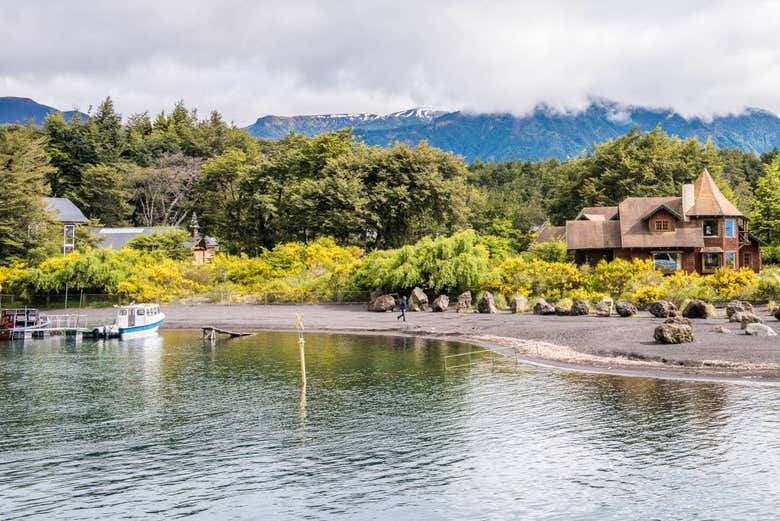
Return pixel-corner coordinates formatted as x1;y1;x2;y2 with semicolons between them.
202;327;254;341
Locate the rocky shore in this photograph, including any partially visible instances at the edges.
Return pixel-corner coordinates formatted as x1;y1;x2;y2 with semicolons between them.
62;302;780;381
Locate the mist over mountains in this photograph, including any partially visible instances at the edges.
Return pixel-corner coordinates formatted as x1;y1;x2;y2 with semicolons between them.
4;96;780;162
247;100;780;161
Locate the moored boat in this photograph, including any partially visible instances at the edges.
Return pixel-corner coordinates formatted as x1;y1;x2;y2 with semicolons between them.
0;308;51;340
93;303;165;339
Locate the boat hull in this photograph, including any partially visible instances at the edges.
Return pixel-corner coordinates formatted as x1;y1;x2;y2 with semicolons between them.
118;317;164;339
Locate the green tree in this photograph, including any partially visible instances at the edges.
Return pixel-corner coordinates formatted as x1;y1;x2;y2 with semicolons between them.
77;164;133;225
0;126;57;262
752;158;780;244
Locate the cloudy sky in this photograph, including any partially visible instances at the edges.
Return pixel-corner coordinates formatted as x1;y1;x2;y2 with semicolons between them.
2;0;779;125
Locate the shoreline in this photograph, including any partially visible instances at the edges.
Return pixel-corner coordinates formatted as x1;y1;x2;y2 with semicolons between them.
56;303;780;383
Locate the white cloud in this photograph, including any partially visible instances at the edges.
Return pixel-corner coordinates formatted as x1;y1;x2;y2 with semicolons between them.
1;0;778;124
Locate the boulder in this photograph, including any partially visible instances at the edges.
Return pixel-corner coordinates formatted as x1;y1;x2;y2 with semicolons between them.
594;301;611;317
725;300;744;319
533;298;556;315
739;312;763;329
367;294;395;312
615;300;638;317
682;299;710;319
745;324;778;337
714;325;732;335
509;295;528;314
408;287;429;311
649;300;677;318
456;291;472;312
477;291;497;314
570;300;589;316
774;307;780;321
654;323;694;344
729;311;745;323
664;315;693;326
432;295;449;312
555;305;571;316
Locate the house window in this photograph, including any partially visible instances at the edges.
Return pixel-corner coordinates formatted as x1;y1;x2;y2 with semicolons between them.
725;251;736;269
743;252;752;268
653;252;681;271
63;225;76;254
703;220;719;237
654;220;670;232
724;218;737;238
703;253;721;270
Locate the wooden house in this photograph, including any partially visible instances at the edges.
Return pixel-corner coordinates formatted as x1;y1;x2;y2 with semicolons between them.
535;169;762;274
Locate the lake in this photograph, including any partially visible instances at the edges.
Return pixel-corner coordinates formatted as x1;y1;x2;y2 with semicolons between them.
1;331;779;520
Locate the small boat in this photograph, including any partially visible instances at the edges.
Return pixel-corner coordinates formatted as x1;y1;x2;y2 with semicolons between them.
0;308;51;340
93;303;165;339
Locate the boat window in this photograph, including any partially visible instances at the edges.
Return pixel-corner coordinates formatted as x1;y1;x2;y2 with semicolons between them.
119;310;128;316
137;309;145;316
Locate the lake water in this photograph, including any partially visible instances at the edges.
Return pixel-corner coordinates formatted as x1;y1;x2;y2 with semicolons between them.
1;331;779;520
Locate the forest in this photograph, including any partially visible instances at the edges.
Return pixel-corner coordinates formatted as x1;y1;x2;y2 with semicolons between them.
1;97;780;305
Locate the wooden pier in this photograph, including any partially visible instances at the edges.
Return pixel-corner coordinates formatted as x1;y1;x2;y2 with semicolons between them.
202;327;253;342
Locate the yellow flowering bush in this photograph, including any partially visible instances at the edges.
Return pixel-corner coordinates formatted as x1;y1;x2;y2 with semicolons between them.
587;258;660;297
703;267;757;301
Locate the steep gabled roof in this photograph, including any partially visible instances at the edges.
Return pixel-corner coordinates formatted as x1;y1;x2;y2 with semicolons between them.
575;206;619;221
618;197;704;248
565;220;621;250
43;197;88;224
686;168;744;217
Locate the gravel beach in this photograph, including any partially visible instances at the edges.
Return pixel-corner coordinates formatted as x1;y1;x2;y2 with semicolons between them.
57;302;780;381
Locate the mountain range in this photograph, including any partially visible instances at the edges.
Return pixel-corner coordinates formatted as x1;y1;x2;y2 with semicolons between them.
0;97;87;125
247;101;780;161
4;96;780;162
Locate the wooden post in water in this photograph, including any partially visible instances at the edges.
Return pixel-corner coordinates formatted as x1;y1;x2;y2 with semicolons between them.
296;313;306;388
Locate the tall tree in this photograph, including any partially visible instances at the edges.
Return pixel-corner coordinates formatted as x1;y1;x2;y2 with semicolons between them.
751;158;780;245
0;126;57;262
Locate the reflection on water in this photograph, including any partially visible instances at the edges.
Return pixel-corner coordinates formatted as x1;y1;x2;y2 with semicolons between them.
1;331;780;520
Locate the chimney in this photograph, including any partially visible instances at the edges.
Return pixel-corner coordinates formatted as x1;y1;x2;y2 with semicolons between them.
682;178;695;217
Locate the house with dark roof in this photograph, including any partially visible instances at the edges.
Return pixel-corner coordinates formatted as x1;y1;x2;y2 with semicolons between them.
535;169;762;274
43;197;88;253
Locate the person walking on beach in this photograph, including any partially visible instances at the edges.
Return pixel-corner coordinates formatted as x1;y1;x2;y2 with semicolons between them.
397;296;407;322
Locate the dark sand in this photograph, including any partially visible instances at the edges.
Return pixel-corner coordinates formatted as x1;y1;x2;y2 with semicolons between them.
60;303;780;381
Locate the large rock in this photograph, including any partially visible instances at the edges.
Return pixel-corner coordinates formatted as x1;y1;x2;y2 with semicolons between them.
745;324;778;336
408;287;429;311
615;300;637;317
654;323;694;344
649;300;677;318
774;307;780;321
725;300;753;320
432;295;449;312
729;311;745;323
594;301;611;317
682;299;710;319
555;305;571;316
570;300;589;316
664;316;693;326
509;295;528;314
367;294;395;312
456;291;472;312
739;312;763;329
533;298;556;315
477;291;497;314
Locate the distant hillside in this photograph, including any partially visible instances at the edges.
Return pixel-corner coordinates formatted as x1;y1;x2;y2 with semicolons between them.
0;97;87;125
246;100;780;162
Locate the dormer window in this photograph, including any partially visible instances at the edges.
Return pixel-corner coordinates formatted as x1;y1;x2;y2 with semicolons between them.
654;220;670;232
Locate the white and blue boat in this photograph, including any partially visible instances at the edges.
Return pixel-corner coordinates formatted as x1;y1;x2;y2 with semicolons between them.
94;303;165;339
